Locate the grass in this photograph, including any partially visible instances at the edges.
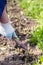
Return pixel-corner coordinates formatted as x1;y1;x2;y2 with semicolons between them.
30;24;43;51
33;55;43;65
17;0;43;23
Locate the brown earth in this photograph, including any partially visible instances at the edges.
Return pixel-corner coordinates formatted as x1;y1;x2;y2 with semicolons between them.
0;0;42;65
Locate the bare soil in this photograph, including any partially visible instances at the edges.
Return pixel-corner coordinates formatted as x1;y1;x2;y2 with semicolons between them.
0;0;42;65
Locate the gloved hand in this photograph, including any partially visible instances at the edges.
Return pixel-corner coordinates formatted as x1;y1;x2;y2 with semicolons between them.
0;22;27;50
0;23;6;36
0;22;17;40
6;31;18;40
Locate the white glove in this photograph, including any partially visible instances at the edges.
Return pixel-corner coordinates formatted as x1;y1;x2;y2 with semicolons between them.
0;24;6;36
0;22;18;40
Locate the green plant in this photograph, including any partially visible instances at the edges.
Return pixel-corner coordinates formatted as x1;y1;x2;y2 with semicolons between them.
33;55;43;65
30;25;43;50
33;62;39;65
40;56;43;62
17;0;43;23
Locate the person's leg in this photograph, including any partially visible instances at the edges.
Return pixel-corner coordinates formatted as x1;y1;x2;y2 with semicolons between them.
0;6;9;23
0;6;18;39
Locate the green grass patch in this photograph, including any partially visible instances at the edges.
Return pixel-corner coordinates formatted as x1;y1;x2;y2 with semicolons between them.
30;24;43;51
17;0;43;23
